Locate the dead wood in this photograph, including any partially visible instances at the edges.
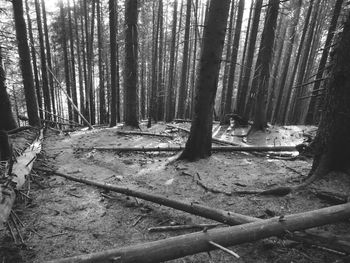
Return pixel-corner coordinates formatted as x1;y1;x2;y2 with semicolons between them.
313;190;348;205
7;126;36;135
75;145;297;153
116;130;174;139
0;130;43;226
148;223;222;232
36;168;256;226
47;202;350;263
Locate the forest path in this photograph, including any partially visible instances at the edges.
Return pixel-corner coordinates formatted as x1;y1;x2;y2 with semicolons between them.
15;123;349;263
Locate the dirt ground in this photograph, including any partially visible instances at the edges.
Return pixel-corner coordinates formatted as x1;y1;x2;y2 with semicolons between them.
1;122;350;262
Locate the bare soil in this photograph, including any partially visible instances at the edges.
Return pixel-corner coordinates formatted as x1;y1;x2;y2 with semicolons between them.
1;123;350;263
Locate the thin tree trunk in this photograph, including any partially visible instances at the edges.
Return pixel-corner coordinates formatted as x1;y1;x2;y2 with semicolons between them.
60;2;73;122
109;0;117;126
176;0;191;119
12;0;41;127
97;0;106;124
223;0;245;122
87;0;96;124
306;0;344;124
157;0;164;121
25;0;43;120
35;0;51;120
41;0;56;120
165;0;178;122
67;0;79;123
81;0;89;121
219;0;235;124
250;0;279;131
272;0;302;124
73;0;85;122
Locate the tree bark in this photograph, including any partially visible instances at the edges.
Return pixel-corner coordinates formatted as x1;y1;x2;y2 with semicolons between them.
305;0;344;124
250;0;279;131
124;0;139;127
97;0;106;124
0;47;17;131
179;0;231;161
176;0;191;119
12;0;41;127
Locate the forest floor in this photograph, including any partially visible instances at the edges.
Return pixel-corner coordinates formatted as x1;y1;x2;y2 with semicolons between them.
1;122;350;262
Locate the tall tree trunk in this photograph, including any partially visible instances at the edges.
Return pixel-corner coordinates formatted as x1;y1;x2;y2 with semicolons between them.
272;0;302;124
281;0;314;124
289;0;321;124
0;47;17;131
223;0;245;123
73;0;85;122
12;0;41;127
25;0;43;120
157;0;164;121
219;0;235;124
237;0;263;119
60;1;73;122
165;0;178;122
67;0;79;123
35;0;51;120
176;0;191;119
97;0;106;124
179;0;230;161
41;0;56;120
124;0;139;127
306;0;344;124
87;0;96;125
81;0;89;121
309;11;350;182
109;0;119;126
250;0;279;131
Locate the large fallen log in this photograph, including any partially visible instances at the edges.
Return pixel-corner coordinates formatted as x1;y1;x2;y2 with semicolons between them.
41;169;350;258
115;130;174;139
166;124;240;146
48;202;350;263
37;168;256;225
0;129;43;226
75;145;297;153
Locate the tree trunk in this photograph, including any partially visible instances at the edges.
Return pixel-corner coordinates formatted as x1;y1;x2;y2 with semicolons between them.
176;0;191;119
60;2;73;122
124;0;139;127
0;47;17;131
157;0;164;121
239;0;263;120
219;0;235;124
250;0;279;131
272;0;302;124
81;0;89;121
281;0;314;124
35;0;51;120
97;0;106;124
24;0;43;120
310;11;350;179
179;0;231;161
73;0;85;123
41;0;56;120
223;0;245;123
12;0;41;127
165;0;178;122
87;0;96;125
305;0;344;124
109;0;117;126
67;0;79;123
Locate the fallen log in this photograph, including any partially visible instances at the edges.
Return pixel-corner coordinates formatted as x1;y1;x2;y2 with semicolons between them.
36;168;256;225
0;129;43;226
166;124;240;146
148;223;222;232
115;130;174;139
48;202;350;263
40;169;350;258
74;145;297;153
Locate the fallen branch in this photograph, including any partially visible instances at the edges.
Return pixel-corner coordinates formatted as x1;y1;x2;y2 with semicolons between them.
48;202;350;263
148;223;222;232
75;145;297;153
166;124;240;146
116;130;173;139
